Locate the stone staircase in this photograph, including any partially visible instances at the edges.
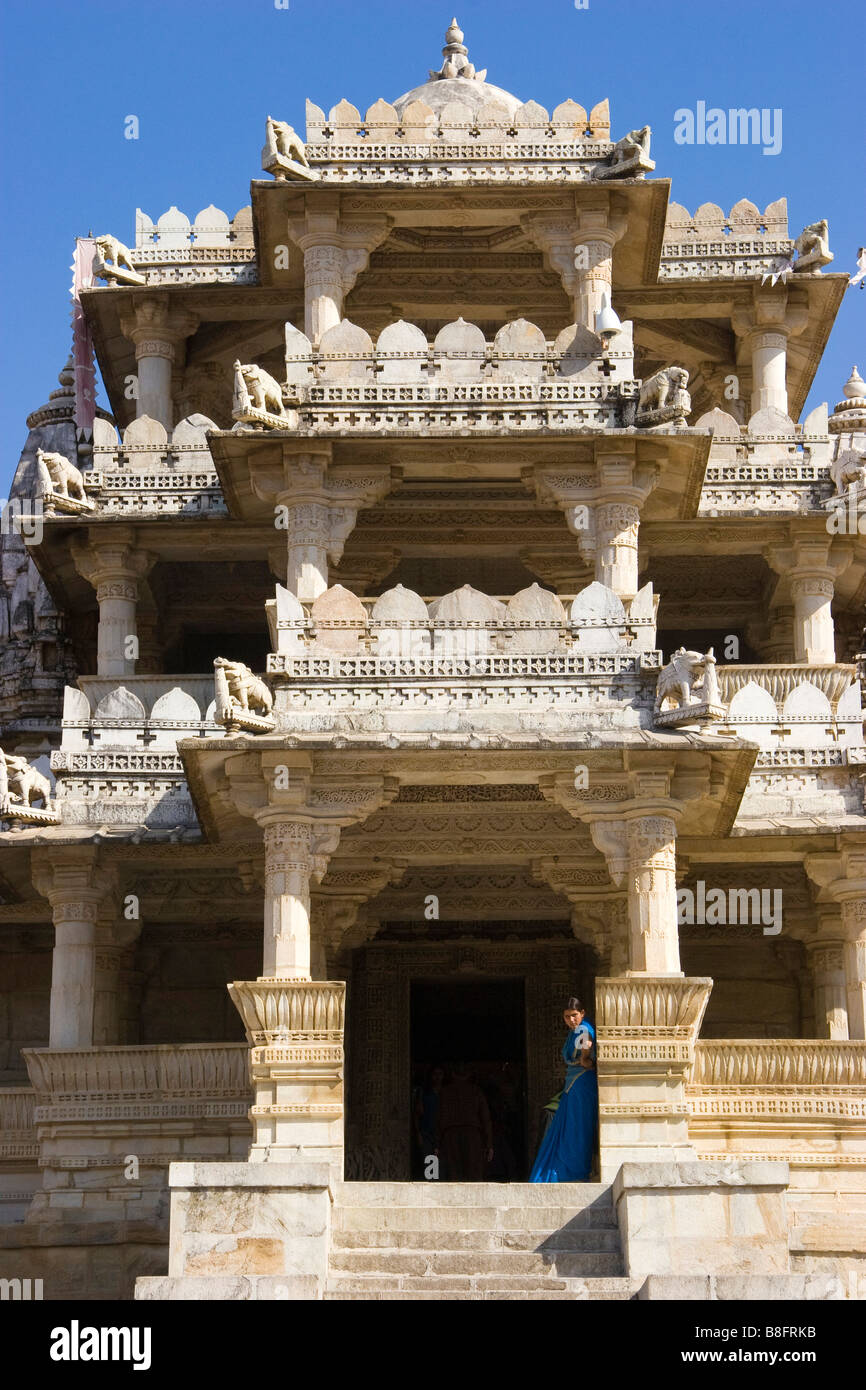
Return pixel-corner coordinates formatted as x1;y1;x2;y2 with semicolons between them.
326;1182;642;1301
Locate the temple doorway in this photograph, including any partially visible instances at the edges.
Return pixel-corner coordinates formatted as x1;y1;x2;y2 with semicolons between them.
409;977;527;1180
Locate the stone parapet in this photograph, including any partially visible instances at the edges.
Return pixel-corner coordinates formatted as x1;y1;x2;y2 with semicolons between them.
613;1160;791;1277
688;1040;866;1168
150;1160;332;1299
21;1044;250;1225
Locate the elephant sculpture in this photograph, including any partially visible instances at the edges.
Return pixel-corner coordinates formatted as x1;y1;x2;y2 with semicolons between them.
654;646;721;715
214;657;273;720
0;752;52;813
233;361;285;417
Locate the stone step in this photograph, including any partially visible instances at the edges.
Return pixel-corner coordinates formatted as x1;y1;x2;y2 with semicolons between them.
335;1181;611;1208
325;1275;641;1301
333;1203;617;1233
332;1226;621;1253
329;1248;624;1277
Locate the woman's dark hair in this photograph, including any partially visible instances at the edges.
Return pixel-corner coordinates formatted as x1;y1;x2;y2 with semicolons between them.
564;997;585;1012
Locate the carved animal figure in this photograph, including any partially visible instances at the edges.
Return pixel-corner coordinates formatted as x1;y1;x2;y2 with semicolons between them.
793;219;832;271
638;366;690;414
94;234;137;275
654;647;718;713
266;117;309;167
2;752;52;807
609;125;652;167
233;361;285;416
214;658;273;717
36;449;89;503
831;448;866;493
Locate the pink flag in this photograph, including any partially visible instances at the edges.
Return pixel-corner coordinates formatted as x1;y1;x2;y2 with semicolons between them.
71;238;97;433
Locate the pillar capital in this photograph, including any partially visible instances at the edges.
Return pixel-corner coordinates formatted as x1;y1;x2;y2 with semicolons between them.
118;295;200;352
287;206;392;342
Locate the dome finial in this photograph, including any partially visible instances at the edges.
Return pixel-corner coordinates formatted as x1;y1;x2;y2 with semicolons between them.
843;365;865;400
428;16;487;83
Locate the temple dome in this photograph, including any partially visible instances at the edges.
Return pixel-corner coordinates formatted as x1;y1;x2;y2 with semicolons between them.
392;18;522;119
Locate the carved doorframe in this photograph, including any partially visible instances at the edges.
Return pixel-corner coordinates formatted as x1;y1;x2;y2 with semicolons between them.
345;935;591;1180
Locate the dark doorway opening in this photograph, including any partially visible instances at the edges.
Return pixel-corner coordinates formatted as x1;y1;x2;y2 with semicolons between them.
410;977;527;1181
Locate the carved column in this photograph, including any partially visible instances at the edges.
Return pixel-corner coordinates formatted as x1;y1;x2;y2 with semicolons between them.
766;532;852;665
524;200;626;331
843;899;866;1040
32;850;115;1050
282;501;332;601
258;448;391;603
595;501;641;599
71;530;154;676
790;574;836;664
590;811;682;975
119;296;199;430
261;817;319;980
807;909;849;1039
732;290;807;417
530;449;657;603
805;845;866;1039
288;204;391;344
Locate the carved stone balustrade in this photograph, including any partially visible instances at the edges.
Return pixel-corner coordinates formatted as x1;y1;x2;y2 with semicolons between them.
79;413;227;518
698;404;834;514
21;1044;250;1224
660;199;794;282
51;676;220;830
269;316;645;436
93;205;257;288
688;1040;866;1164
297;94;615;187
0;1087;39;1222
263;578;663;740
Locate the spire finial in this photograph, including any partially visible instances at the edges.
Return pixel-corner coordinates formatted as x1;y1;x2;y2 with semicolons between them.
844;365;865;400
428;16;487;82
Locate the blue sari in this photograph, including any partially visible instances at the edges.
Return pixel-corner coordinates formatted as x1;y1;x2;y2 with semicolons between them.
530;1023;598;1183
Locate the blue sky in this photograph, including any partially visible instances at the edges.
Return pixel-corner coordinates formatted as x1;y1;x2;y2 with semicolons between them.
1;0;862;491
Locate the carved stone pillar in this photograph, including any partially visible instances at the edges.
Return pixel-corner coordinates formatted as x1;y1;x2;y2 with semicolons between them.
626;815;681;974
595;975;712;1180
807;916;849;1040
766;532;852;665
530;449;657;603
288;205;391;344
595;501;640;599
261;817;330;980
804;846;866;1039
842;897;866;1040
524;200;626;331
119;296;199;430
572;230;619;332
590;812;682;975
301;244;346;343
732;291;807;417
32;850;115;1050
790;573;837;664
258;449;391;603
71;530;154;676
281;500;332;601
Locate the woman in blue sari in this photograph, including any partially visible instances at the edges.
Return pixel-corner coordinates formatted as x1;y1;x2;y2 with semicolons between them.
530;996;598;1183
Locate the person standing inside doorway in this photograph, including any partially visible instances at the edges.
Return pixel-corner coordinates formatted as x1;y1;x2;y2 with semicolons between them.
436;1062;493;1181
530;997;598;1182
